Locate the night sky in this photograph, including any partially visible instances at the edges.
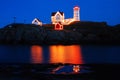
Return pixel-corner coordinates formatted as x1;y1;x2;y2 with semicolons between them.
0;0;120;27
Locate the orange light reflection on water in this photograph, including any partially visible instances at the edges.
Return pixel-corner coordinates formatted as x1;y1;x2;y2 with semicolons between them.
31;45;43;63
49;45;83;64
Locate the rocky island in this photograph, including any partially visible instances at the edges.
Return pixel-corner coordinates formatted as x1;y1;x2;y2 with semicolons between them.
0;21;120;45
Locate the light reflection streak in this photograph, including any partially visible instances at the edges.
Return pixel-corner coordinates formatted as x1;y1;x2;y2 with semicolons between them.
49;45;83;64
31;45;43;63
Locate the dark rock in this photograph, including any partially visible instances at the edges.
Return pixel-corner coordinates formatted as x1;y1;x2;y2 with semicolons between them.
0;22;120;45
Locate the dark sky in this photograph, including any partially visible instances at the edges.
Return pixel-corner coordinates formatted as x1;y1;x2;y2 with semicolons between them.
0;0;120;27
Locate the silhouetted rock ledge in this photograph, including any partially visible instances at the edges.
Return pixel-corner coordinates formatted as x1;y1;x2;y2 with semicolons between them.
0;22;120;45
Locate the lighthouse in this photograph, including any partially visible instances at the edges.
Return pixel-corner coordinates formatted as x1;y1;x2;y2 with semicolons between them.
50;6;80;26
73;6;80;21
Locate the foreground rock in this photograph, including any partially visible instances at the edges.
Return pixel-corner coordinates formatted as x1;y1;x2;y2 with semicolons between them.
0;22;120;45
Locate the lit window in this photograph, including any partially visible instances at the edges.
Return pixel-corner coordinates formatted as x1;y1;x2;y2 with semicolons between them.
56;14;61;21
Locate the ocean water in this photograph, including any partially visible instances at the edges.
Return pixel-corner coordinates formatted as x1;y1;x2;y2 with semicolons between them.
0;45;120;64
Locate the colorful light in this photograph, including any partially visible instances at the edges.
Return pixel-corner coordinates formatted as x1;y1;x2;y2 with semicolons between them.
55;22;63;30
49;45;83;64
73;65;80;72
31;45;43;63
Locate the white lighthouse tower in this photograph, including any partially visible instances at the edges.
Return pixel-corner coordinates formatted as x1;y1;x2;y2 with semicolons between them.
73;6;80;21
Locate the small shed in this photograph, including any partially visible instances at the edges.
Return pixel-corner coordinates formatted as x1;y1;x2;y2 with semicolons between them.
32;18;42;26
55;22;63;30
